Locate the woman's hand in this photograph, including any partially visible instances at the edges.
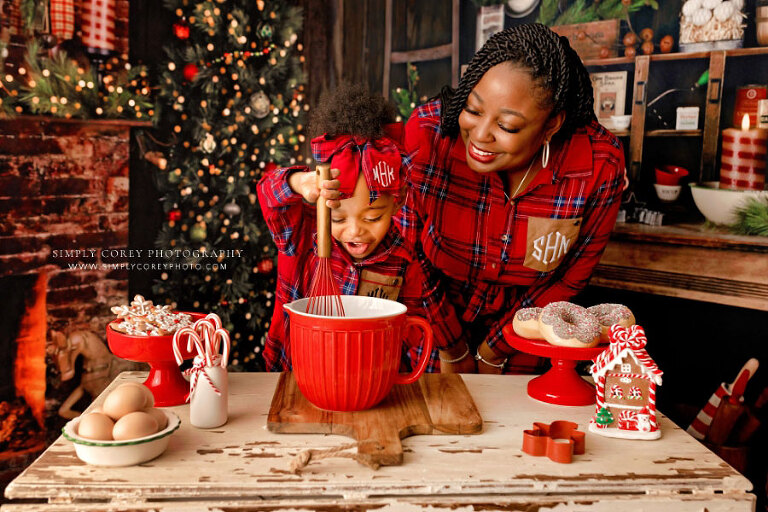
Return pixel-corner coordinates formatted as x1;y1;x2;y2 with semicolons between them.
475;340;507;375
439;342;476;374
288;168;341;206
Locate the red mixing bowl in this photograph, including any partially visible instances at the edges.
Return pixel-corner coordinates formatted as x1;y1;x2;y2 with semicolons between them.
285;296;433;412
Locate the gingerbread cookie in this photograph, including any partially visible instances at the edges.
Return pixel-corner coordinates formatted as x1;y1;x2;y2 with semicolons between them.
110;295;192;336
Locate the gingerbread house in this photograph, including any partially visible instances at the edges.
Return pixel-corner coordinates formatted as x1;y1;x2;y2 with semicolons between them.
589;324;663;440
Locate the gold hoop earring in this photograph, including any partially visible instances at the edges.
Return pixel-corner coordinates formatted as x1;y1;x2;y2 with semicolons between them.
541;140;550;169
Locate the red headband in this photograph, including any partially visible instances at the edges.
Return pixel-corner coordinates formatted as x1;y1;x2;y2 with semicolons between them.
310;123;404;201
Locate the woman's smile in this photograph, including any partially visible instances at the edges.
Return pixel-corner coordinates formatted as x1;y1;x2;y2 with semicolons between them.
467;142;499;163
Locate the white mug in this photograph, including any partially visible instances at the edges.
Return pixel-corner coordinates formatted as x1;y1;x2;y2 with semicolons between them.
189;355;228;428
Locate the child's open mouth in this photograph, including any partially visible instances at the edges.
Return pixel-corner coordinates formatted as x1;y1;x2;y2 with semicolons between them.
344;241;371;256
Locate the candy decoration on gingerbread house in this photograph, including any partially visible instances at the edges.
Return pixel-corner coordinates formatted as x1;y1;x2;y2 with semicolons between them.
589;324;663;440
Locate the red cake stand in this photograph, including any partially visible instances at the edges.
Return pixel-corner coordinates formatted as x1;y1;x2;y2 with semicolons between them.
502;325;604;406
106;312;205;406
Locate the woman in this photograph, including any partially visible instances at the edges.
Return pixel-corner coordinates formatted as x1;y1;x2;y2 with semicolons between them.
399;23;626;374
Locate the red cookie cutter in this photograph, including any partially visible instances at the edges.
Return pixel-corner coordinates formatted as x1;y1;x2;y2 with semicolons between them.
521;421;585;463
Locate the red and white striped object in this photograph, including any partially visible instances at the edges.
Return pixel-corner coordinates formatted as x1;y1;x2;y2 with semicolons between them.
686;358;759;440
50;0;75;40
81;0;116;52
618;410;637;430
610;384;623;398
629;386;642;399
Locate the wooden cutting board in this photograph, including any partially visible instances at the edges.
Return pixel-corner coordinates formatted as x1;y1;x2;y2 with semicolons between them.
267;372;483;466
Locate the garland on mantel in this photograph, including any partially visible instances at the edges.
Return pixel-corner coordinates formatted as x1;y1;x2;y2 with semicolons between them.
0;12;153;119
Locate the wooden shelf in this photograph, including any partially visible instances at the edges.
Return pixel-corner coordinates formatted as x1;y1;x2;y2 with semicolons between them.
583;46;768;67
610;221;768;252
595;222;768;311
645;129;702;137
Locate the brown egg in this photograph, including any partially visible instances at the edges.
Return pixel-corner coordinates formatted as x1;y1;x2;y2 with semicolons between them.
78;412;115;441
660;35;674;53
641;41;654;55
102;385;149;420
112;411;159;440
624;46;637;58
623;32;638;47
117;382;155;408
143;407;168;430
598;46;611;59
640;28;654;42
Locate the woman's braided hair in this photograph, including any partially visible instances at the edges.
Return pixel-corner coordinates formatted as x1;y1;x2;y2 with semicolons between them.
440;23;596;139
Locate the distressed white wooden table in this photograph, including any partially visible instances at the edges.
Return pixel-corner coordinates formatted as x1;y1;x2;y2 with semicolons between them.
2;372;755;511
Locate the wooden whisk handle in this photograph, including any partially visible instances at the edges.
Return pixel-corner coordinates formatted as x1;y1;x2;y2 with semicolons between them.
316;163;332;258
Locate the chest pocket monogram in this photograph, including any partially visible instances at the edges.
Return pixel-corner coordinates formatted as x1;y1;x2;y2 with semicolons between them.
358;269;403;300
523;217;582;272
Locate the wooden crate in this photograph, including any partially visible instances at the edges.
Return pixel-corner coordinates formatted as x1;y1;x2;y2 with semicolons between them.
551;19;620;60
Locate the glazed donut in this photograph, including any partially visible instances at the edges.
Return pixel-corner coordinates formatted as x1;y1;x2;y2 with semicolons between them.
587;303;636;343
512;307;543;339
539;302;600;348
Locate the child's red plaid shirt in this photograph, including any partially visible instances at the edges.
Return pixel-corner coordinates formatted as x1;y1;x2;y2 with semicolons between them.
257;166;467;372
397;100;625;372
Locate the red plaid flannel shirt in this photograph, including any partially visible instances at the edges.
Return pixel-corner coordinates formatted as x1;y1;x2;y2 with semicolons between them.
256;166;467;372
397;100;625;373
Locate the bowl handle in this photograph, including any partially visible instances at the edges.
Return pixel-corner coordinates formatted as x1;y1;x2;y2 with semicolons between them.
394;317;433;385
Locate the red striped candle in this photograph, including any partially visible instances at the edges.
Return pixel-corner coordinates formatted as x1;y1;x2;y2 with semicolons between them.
720;114;767;191
81;0;116;52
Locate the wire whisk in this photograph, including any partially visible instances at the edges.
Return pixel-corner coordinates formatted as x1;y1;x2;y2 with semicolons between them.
306;163;345;317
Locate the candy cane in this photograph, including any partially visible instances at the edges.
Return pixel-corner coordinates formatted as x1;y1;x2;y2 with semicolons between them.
211;328;230;368
172;326;199;366
180;329;206;363
204;313;222;329
193;318;217;366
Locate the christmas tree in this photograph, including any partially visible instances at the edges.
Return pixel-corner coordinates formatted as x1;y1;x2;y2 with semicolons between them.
152;0;308;370
595;406;614;427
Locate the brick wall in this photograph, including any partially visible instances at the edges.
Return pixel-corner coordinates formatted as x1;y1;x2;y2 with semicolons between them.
0;117;133;335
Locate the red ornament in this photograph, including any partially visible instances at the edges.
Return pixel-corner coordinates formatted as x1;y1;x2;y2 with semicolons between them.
173;20;190;40
183;63;199;81
257;258;274;273
168;209;182;222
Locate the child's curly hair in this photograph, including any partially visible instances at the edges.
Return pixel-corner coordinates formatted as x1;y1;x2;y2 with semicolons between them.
309;82;397;139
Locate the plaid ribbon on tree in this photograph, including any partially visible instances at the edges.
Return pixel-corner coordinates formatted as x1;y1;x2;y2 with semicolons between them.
49;0;74;40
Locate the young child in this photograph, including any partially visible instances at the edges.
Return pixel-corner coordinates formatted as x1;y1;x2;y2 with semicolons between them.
257;82;467;372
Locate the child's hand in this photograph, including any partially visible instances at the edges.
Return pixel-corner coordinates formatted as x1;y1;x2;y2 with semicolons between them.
288;168;342;207
320;168;342;209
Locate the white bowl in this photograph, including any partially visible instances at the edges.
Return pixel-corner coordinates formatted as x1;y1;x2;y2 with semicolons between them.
610;115;632;131
689;182;768;225
654;184;682;202
62;410;180;466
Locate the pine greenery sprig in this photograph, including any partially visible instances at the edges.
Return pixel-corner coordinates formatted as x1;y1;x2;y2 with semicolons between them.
537;0;657;26
391;63;424;121
730;197;768;236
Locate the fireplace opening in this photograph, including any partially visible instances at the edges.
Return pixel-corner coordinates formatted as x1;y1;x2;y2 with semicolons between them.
0;273;47;459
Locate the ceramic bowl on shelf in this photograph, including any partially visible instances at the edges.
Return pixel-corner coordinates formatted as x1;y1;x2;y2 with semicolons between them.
62;410;180;467
689;182;768;225
654;184;682;202
610;115;632;131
